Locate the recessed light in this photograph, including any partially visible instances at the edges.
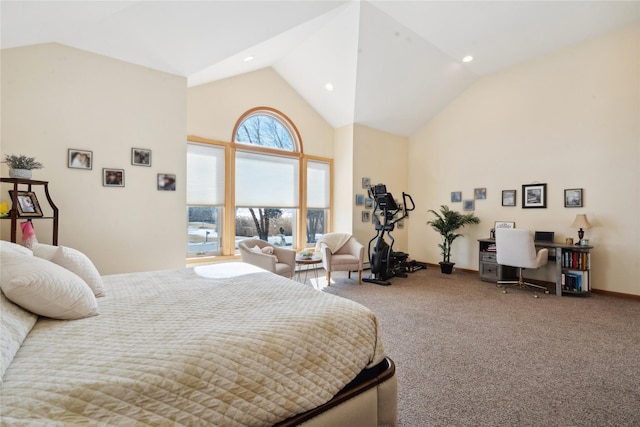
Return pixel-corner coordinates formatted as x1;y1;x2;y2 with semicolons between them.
244;56;254;62
325;83;334;92
462;55;473;63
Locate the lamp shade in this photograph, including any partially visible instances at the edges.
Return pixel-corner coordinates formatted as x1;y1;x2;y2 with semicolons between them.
570;214;592;229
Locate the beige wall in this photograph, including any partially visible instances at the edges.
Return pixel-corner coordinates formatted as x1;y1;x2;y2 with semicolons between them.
2;25;637;297
333;124;355;233
1;43;187;275
188;68;334;158
352;125;409;254
407;24;640;296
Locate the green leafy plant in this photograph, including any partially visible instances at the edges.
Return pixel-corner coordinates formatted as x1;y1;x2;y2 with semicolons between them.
427;205;480;264
2;154;44;170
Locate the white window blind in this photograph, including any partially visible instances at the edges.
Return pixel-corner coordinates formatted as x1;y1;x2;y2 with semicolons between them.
235;151;299;208
187;143;225;205
307;160;330;209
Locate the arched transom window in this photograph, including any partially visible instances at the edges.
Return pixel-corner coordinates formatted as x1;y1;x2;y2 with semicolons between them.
234;107;300;152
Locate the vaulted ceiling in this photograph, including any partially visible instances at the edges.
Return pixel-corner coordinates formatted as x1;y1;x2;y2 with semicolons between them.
2;1;638;136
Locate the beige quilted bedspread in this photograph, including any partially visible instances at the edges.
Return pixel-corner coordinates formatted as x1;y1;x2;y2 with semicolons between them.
1;263;385;426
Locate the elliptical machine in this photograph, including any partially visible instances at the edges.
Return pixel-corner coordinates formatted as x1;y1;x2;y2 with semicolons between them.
363;183;415;286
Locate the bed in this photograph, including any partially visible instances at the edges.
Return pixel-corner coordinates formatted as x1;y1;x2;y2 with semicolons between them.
0;241;397;426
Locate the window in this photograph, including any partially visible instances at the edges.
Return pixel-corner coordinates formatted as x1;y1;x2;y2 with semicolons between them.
186;143;224;256
234;150;299;247
306;160;330;244
186;107;331;259
235;109;297;151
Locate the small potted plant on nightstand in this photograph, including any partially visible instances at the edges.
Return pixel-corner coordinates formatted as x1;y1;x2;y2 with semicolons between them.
2;154;44;179
427;205;480;274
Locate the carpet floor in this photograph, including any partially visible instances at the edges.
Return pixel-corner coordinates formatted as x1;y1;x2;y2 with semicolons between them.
309;267;640;427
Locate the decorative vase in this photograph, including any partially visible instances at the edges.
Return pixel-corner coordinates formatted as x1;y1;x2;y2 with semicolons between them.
8;169;32;179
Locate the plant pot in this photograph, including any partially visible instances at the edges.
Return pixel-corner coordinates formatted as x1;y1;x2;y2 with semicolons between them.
439;262;455;274
8;169;32;179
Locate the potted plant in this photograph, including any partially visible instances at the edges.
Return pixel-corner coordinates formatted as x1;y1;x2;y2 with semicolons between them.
427;205;480;274
2;154;44;179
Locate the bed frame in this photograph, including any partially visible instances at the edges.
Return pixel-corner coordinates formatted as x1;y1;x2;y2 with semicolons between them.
276;357;397;427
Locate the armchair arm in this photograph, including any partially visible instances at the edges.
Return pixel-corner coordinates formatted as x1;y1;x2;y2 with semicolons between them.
320;243;333;270
273;246;296;268
240;248;277;272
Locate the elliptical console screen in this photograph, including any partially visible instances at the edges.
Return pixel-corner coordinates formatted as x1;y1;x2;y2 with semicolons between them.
372;184;398;210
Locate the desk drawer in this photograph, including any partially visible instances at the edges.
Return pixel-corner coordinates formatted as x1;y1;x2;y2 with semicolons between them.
480;262;498;280
481;252;497;262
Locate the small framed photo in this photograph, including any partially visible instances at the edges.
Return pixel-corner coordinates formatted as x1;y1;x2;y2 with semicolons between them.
463;199;474;211
103;168;125;187
522;183;547;209
355;194;365;205
494;221;515;230
451;191;462;202
68;149;92;170
564;188;583;207
474;188;487;200
365;197;374;209
157;173;176;191
502;190;516;207
8;191;43;217
362;210;371;222
131;148;151;166
362;177;371;189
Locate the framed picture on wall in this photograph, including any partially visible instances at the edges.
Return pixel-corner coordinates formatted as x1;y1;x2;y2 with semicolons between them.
522;183;547;208
158;174;176;191
131;148;152;166
502;190;516;206
365;198;374;209
564;188;583;207
474;188;486;200
355;194;365;205
463;200;474;211
68;149;92;170
362;177;371;189
103;168;125;187
451;191;462;202
362;211;370;222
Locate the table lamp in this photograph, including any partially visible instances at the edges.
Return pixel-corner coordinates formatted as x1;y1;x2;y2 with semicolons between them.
570;214;592;244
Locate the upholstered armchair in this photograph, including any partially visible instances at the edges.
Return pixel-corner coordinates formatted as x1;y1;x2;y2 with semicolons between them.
238;238;296;279
318;233;365;285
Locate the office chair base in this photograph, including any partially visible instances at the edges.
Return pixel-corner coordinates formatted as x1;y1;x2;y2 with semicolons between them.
497;279;550;298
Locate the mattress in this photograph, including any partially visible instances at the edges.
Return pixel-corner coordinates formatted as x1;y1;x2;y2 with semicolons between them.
0;262;386;426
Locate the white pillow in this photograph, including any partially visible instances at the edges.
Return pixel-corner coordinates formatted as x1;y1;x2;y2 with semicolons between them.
0;292;38;383
250;245;278;261
0;240;32;256
33;243;105;297
0;252;98;320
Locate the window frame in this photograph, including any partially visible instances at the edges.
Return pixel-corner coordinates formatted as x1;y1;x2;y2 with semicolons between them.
186;107;332;262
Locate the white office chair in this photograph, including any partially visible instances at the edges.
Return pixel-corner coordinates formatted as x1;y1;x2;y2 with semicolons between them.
495;228;550;298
